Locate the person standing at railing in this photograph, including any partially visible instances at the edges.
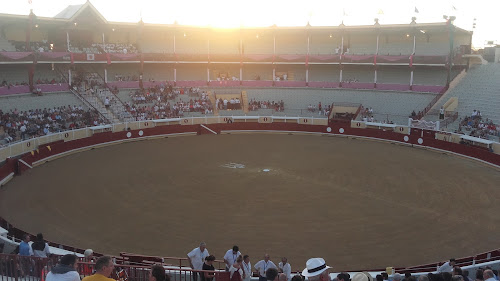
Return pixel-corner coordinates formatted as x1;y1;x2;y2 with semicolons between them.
229;255;244;281
187;242;210;281
438;259;456;273
149;265;169;281
201;255;216;281
32;233;51;258
45;254;80;281
224;246;242;271
278;258;291;281
242;255;252;281
81;256;115;281
19;234;33;256
255;254;277;281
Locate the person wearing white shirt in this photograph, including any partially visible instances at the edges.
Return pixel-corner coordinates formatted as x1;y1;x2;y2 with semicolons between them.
484;270;497;281
242;255;252;281
187;242;210;281
437;259;456;273
278;258;291;281
254;254;277;281
31;233;51;258
224;245;242;271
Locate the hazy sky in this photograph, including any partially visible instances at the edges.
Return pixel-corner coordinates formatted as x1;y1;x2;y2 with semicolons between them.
0;0;496;48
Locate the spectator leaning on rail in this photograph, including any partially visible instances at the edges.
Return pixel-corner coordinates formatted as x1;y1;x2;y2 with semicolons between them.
188;242;210;281
46;254;80;281
438;259;456;273
82;256;115;281
224;246;242;271
255;254;277;281
149;265;169;281
32;233;51;258
301;258;332;281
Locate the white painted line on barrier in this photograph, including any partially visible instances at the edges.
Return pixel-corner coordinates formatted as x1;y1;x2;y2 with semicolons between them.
221;130;500;170
0;172;14;186
18;159;33;169
31;132;197;166
200;124;218;135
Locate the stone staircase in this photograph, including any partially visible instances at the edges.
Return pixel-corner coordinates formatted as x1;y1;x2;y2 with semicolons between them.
241;91;249;113
70;87;114;123
208;91;219;116
78;68;135;123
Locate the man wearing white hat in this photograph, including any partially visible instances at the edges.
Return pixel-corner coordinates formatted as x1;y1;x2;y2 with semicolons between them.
301;258;332;281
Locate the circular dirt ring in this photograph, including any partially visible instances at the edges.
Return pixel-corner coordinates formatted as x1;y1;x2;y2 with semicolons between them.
1;134;500;271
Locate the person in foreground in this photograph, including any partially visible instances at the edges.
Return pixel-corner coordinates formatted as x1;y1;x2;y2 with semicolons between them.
82;256;115;281
149;265;169;281
301;258;331;281
45;254;80;281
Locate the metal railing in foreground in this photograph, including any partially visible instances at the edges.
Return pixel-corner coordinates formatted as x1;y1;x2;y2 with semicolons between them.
0;254;226;281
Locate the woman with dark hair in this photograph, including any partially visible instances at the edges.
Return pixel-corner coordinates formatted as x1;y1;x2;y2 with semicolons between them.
201;255;216;281
475;270;484;281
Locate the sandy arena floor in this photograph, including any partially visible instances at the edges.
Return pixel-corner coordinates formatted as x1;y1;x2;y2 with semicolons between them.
1;134;500;271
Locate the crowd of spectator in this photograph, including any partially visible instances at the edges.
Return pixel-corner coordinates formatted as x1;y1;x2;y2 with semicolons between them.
12;41;53;52
125;88;213;120
217;97;242;110
1;80;29;88
249;99;284;112
307;102;331;116
0;105;105;144
126;97;214;121
457;110;499;139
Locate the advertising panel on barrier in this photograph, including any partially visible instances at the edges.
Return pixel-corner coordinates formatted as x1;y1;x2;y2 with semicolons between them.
493;143;500;155
220;117;234;124
0;147;9;163
72;128;89;141
181;118;193;125
140;121;155;129
394;126;410;135
298;118;313;125
351;120;367;129
113;123;127;132
259;117;273;124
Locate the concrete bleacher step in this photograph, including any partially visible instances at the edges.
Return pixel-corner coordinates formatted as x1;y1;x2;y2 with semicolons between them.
0;37;16;52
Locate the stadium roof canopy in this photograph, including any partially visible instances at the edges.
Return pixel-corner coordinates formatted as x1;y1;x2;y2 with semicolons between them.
0;0;472;35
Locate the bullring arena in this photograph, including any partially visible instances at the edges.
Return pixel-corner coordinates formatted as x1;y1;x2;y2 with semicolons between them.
1;131;500;271
1;0;500;280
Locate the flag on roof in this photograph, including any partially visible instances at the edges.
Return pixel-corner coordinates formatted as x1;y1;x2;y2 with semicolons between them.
414;7;419;13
